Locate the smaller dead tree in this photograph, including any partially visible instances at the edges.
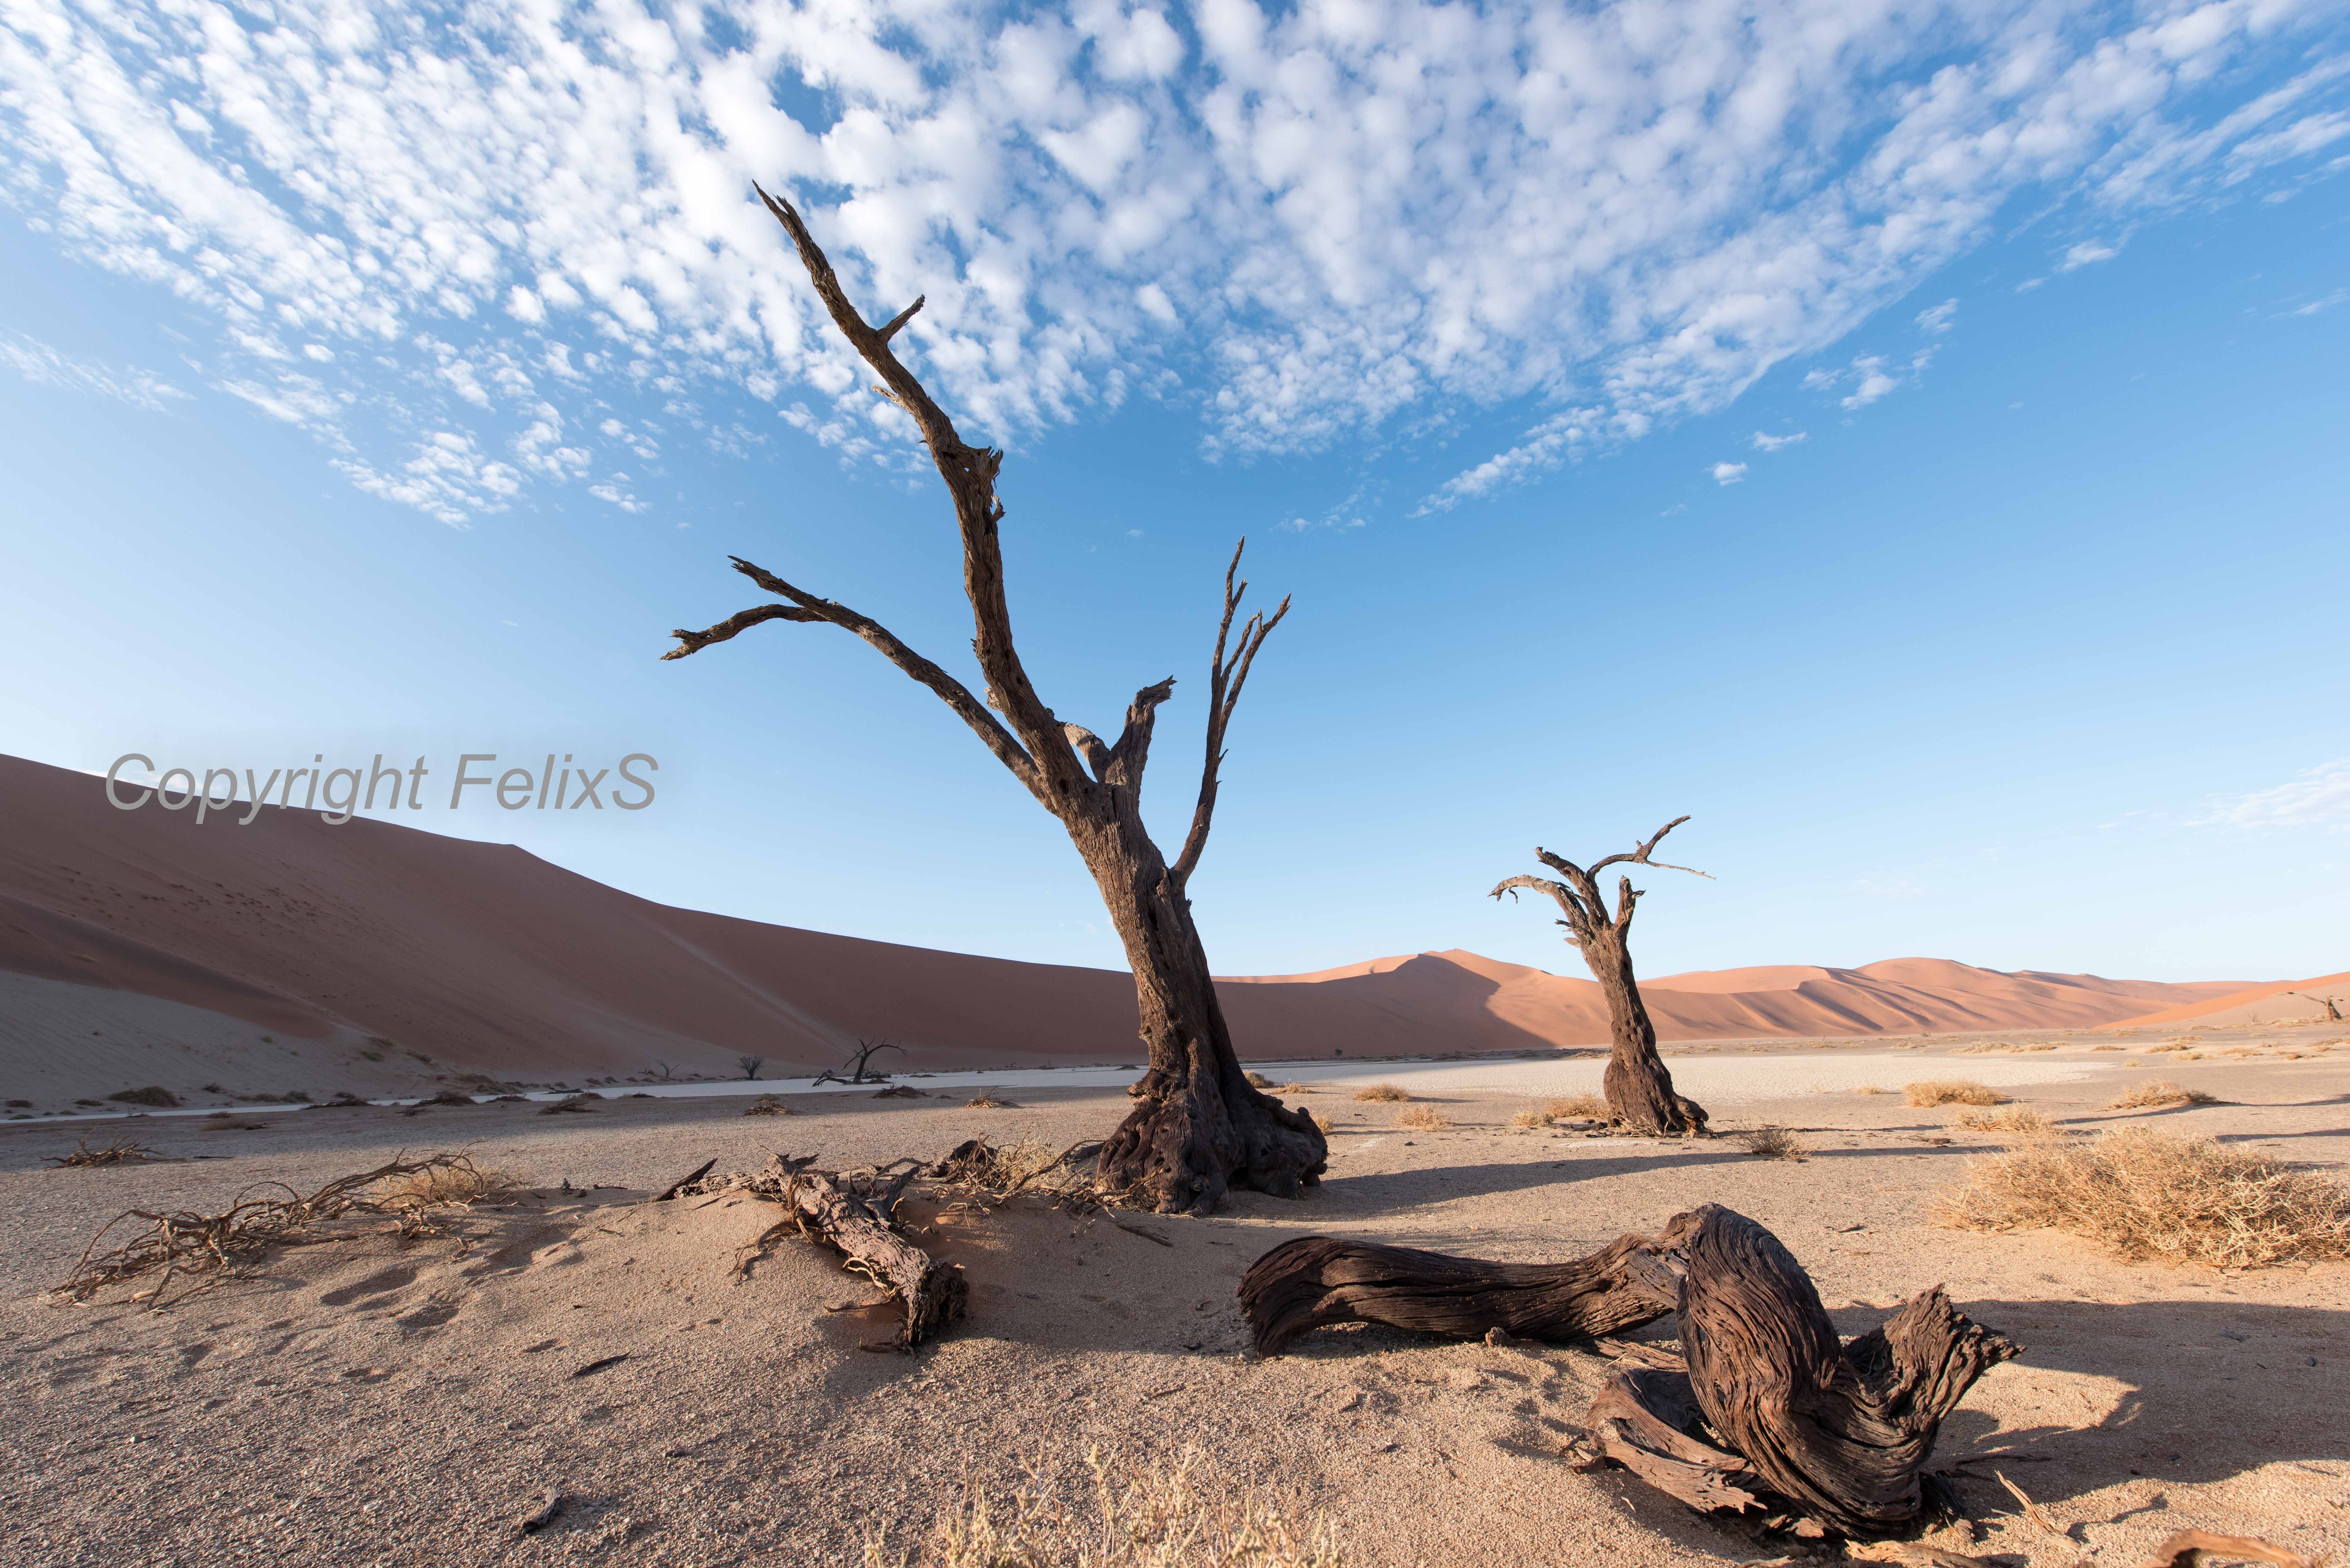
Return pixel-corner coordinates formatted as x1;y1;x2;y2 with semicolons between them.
2288;991;2345;1023
814;1039;904;1086
1491;817;1711;1134
735;1054;766;1080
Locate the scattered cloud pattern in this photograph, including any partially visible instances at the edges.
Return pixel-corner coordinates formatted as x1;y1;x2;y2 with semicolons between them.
2195;756;2350;829
2;0;2344;523
0;328;186;410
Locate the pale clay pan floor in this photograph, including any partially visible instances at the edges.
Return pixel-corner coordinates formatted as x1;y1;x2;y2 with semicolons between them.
3;1028;2345;1568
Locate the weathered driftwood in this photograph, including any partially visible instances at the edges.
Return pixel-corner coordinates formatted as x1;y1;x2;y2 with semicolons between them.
1599;1204;2020;1536
674;1153;965;1349
2136;1531;2323;1568
1238;1219;1692;1355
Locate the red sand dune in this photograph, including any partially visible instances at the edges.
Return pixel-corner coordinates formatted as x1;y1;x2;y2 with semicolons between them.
0;753;2252;1084
2106;970;2350;1029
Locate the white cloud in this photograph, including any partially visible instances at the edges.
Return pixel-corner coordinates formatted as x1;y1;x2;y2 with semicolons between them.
0;329;186;410
1914;300;1959;335
2193;757;2350;829
2058;240;2122;270
1710;462;1748;486
0;0;2342;524
1750;430;1807;452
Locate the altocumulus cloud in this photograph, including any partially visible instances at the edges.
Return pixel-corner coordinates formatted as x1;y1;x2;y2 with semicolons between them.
1;0;2345;525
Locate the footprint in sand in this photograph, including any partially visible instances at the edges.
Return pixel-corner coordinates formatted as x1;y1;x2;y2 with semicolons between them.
395;1295;462;1330
320;1265;418;1306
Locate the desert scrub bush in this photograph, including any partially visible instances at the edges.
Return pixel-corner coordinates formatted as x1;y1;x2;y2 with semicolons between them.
1396;1104;1449;1131
1308;1110;1333;1134
1956;1107;2056;1137
1545;1093;1608;1121
1277;1082;1314;1095
965;1089;1014;1109
743;1095;792;1117
1734;1126;1805;1160
1905;1081;2005;1108
45;1137;155;1168
1509;1106;1547;1128
2108;1080;2217;1110
106;1086;178;1108
1852;1085;1892;1095
373;1158;519;1209
866;1445;1342;1568
1352;1083;1410;1103
1937;1127;2350;1268
1244;1071;1274;1088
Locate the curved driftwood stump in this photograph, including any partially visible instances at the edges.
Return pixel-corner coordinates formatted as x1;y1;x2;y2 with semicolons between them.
1597;1204;2020;1535
673;1153;965;1349
1239;1218;1694;1355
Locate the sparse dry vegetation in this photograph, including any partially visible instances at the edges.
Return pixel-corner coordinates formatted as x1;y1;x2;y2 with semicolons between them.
744;1095;793;1117
1276;1082;1313;1095
1852;1085;1892;1095
1307;1110;1332;1134
1957;1107;2056;1137
1351;1083;1409;1103
1905;1080;2005;1108
1734;1126;1805;1160
965;1089;1014;1109
1939;1127;2350;1268
1546;1093;1607;1120
56;1154;512;1309
539;1093;600;1114
1244;1072;1274;1088
45;1137;156;1168
105;1085;178;1108
2109;1080;2218;1110
1509;1107;1546;1128
865;1447;1341;1568
1396;1104;1449;1131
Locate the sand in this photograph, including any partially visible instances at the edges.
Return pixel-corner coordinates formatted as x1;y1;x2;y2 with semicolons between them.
6;1026;2346;1568
0;752;2261;1107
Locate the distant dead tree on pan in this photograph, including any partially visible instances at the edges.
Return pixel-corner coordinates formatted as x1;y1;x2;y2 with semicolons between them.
735;1054;766;1081
661;187;1326;1214
1491;817;1711;1135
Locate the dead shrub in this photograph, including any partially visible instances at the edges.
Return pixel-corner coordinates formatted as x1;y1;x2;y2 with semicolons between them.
1308;1110;1332;1134
1352;1083;1409;1103
2108;1080;2218;1110
1509;1107;1546;1128
1937;1127;2350;1269
965;1089;1015;1109
45;1137;156;1168
744;1096;793;1117
1957;1107;2056;1137
866;1446;1341;1568
1905;1080;2005;1108
1244;1071;1274;1088
372;1159;519;1209
1545;1093;1608;1120
56;1153;506;1309
1396;1104;1449;1131
539;1093;601;1114
1852;1085;1892;1096
106;1086;179;1108
1277;1082;1313;1095
1734;1126;1805;1160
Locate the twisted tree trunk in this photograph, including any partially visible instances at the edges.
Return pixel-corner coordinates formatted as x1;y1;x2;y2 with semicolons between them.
662;186;1324;1214
1492;818;1710;1135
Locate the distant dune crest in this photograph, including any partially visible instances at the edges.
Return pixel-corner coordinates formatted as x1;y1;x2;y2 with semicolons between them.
0;754;2263;1084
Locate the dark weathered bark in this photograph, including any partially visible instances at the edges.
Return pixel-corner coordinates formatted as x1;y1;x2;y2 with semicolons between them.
1238;1220;1692;1355
1597;1204;2020;1536
1491;818;1710;1134
675;1153;964;1348
662;187;1326;1214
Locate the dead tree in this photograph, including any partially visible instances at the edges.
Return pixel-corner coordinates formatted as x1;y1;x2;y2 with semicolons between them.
2288;991;2345;1023
735;1054;765;1080
662;186;1325;1215
1594;1205;2019;1535
1239;1220;1693;1354
1491;817;1711;1134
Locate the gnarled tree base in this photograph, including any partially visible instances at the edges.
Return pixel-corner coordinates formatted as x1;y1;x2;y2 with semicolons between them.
1596;1204;2019;1535
1604;1051;1709;1136
1238;1216;1695;1355
1096;1073;1326;1215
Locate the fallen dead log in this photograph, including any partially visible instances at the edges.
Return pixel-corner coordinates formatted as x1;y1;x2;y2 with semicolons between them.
2136;1531;2323;1568
677;1153;965;1349
1238;1217;1694;1355
1598;1204;2020;1536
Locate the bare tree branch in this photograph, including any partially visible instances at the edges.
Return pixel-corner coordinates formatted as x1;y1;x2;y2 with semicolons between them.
876;295;925;343
752;184;1085;801
663;602;826;660
1104;678;1177;793
1171;539;1291;887
715;554;1043;798
1490;874;1598;943
1589;816;1715;881
1063;724;1112;781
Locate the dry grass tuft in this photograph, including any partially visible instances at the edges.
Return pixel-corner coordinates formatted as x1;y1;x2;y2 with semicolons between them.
1277;1082;1314;1095
45;1137;156;1168
867;1446;1341;1568
1735;1126;1805;1160
1956;1107;2056;1137
2089;1044;2126;1052
1905;1080;2006;1108
1952;1042;2017;1055
965;1089;1014;1109
56;1153;509;1309
1938;1127;2350;1268
1852;1085;1892;1095
539;1093;601;1115
1351;1083;1410;1103
106;1085;179;1108
744;1096;793;1117
1244;1071;1274;1088
1509;1107;1546;1128
2108;1080;2218;1110
1396;1104;1449;1131
1545;1093;1608;1121
1308;1110;1332;1134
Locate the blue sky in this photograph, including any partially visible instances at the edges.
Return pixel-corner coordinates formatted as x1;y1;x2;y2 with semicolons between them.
2;0;2346;984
